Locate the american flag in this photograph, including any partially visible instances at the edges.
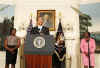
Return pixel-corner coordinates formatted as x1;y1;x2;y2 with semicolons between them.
56;18;64;41
27;15;33;32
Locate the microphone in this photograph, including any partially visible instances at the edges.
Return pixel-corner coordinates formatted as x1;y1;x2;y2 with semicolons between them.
86;38;90;42
86;38;91;68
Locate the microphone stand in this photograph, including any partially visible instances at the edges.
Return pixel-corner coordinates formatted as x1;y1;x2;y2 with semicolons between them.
87;39;91;68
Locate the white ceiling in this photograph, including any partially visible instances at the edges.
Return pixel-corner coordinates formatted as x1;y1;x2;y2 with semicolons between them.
81;0;100;4
0;0;100;5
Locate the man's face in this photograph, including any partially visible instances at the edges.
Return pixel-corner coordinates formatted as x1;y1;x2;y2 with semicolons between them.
37;17;43;26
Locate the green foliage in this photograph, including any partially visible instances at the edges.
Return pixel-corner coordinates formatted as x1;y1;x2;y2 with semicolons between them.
0;16;14;51
79;14;92;33
2;17;14;35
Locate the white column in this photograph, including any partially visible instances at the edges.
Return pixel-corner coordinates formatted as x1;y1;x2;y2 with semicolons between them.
63;0;81;68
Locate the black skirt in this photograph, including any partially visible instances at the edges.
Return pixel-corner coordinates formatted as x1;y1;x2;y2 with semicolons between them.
6;46;18;64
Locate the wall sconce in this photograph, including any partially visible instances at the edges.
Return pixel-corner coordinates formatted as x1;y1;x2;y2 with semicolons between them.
63;23;73;32
63;23;74;40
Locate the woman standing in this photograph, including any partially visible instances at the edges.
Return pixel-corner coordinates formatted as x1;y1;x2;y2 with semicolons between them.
80;32;96;68
4;28;20;68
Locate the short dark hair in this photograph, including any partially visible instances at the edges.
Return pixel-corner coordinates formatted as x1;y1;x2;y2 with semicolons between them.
84;32;91;37
9;28;16;35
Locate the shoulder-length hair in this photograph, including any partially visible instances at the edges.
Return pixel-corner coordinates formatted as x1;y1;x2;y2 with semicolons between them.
84;32;91;37
9;28;16;35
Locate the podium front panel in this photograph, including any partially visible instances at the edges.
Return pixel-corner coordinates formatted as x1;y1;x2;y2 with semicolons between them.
24;34;55;55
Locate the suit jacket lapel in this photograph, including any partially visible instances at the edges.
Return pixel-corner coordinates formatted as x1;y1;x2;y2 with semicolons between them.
36;26;40;32
41;26;45;32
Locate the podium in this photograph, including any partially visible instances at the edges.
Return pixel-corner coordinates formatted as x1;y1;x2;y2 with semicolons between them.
24;34;55;68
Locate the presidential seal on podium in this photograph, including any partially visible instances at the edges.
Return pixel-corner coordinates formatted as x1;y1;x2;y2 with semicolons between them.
33;36;45;48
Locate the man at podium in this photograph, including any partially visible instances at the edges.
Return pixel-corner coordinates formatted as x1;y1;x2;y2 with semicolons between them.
25;17;54;68
30;17;50;35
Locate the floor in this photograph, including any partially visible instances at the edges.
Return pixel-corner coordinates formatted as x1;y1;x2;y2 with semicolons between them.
0;52;100;68
0;51;20;68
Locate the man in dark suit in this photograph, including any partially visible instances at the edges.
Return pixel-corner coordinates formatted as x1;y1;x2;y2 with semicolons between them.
31;17;49;35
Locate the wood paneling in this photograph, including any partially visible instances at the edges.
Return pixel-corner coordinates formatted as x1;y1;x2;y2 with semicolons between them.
24;55;52;68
